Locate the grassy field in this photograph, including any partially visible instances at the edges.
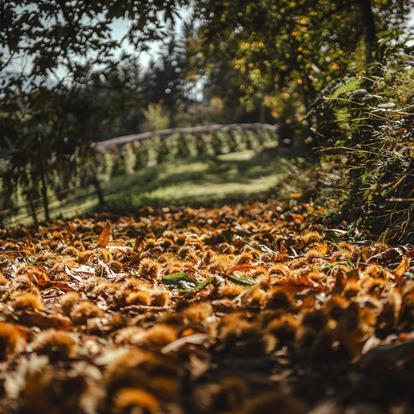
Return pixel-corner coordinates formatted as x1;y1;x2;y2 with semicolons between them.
102;148;288;209
5;147;297;226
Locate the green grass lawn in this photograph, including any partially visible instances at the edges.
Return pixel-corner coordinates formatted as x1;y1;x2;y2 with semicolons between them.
4;146;297;225
101;148;288;210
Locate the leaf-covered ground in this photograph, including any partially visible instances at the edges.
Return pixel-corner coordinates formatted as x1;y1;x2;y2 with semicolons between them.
0;202;414;413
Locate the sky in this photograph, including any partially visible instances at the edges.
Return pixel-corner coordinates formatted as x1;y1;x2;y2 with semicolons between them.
110;19;162;69
110;6;193;69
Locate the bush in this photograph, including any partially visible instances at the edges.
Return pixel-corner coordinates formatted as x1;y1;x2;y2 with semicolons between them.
318;52;414;242
141;103;170;133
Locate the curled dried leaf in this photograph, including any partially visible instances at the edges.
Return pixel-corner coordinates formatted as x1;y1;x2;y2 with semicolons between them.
97;221;112;248
395;256;410;279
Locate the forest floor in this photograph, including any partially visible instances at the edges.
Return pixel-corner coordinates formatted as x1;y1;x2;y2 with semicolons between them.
0;201;414;413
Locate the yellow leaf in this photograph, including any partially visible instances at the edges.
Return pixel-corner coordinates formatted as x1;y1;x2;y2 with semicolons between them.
288;192;303;199
329;62;340;71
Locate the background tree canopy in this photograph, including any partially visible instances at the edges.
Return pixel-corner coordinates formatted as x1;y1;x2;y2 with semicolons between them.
194;0;412;143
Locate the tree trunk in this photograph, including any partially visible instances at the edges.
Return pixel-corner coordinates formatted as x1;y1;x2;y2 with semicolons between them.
92;173;105;207
357;0;378;64
27;191;39;227
259;104;265;123
87;162;105;206
38;143;50;222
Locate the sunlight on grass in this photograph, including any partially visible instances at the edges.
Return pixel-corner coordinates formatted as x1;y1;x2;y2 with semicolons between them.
104;150;288;210
146;174;281;202
3;150;289;225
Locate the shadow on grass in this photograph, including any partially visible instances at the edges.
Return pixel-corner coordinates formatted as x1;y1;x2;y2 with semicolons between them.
3;148;294;226
100;148;288;213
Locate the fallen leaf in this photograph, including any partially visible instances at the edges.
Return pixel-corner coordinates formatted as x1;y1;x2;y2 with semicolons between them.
19;265;49;287
96;221;112;248
13;311;71;330
162;333;209;354
395;256;410;279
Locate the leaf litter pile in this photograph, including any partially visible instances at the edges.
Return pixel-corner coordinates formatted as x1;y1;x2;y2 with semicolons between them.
1;202;414;414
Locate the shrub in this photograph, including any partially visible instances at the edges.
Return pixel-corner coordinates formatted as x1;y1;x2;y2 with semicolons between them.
318;52;414;242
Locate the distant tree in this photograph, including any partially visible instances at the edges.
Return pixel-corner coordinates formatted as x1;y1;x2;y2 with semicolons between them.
86;56;145;140
141;103;170;132
141;27;193;127
0;0;188;221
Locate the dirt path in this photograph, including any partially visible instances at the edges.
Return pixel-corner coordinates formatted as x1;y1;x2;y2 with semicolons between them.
0;202;413;413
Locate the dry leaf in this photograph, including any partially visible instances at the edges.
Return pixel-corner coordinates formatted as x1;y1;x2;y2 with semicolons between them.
162;333;209;354
20;265;49;287
395;256;410;279
1;201;414;413
14;311;71;330
96;221;112;248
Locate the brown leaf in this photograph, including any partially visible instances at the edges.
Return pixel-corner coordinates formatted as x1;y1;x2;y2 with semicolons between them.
13;311;71;330
395;256;410;279
49;281;75;292
226;263;255;275
133;237;143;252
97;221;112;248
275;276;322;290
22;265;49;287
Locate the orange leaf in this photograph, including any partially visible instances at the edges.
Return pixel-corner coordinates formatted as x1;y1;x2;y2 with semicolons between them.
290;213;305;223
226;263;255;275
288;192;303;199
24;265;49;287
97;221;112;248
395;256;410;278
275;276;324;291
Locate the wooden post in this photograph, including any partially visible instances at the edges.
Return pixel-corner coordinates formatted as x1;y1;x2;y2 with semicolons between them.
87;160;105;207
92;173;105;207
27;190;39;227
38;138;50;222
